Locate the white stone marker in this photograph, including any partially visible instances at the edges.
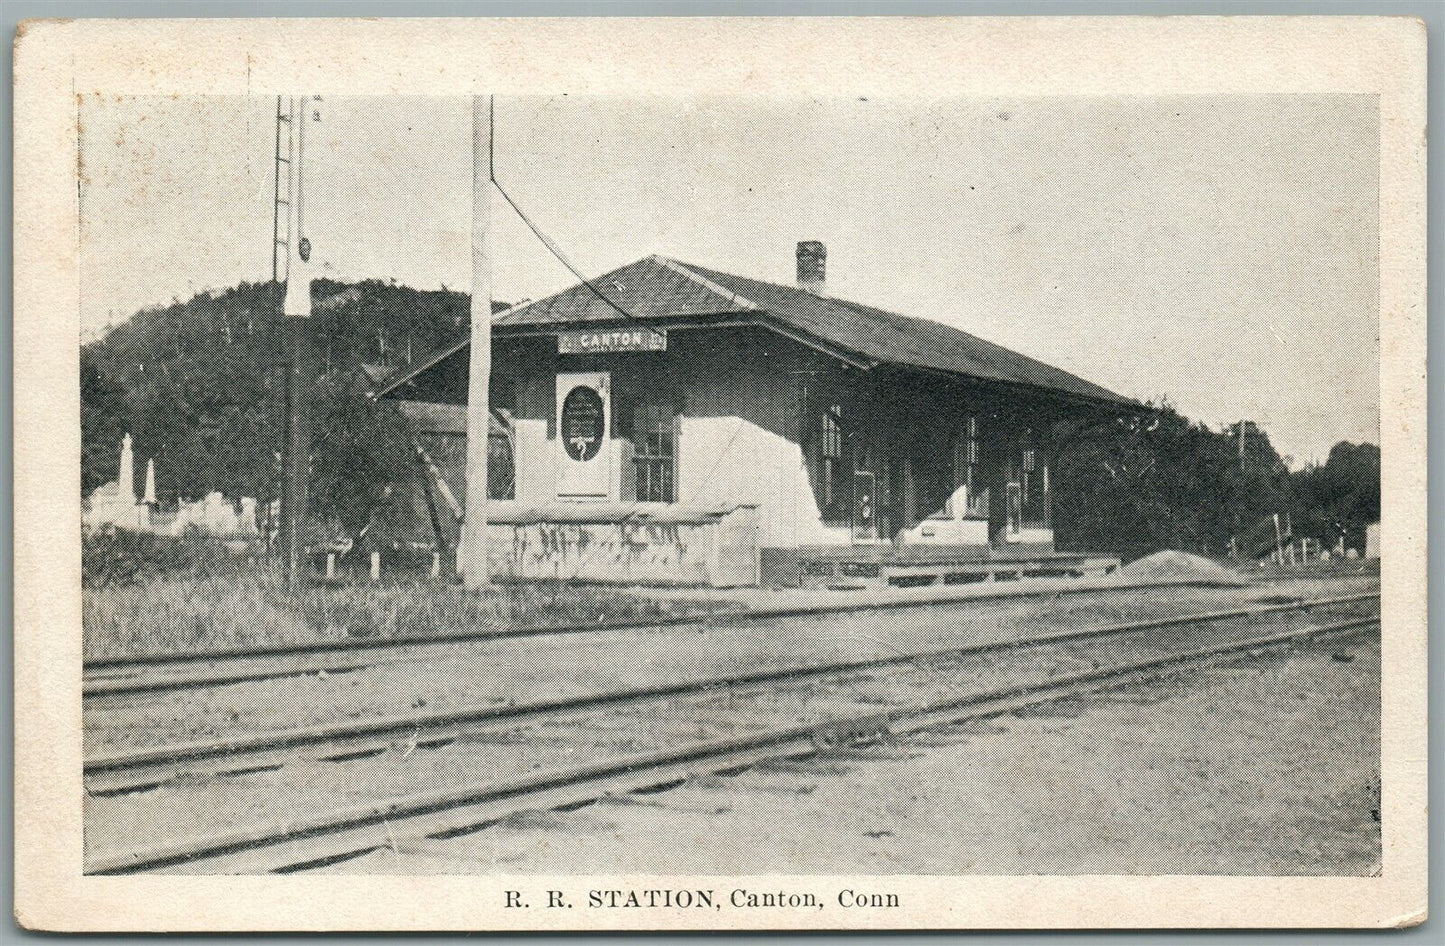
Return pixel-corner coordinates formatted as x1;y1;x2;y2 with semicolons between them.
118;434;136;507
143;459;156;506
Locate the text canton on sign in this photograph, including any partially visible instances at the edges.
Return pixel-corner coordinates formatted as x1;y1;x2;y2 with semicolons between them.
558;328;668;355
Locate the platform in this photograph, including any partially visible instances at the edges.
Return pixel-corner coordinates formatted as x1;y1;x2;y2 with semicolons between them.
790;545;1122;590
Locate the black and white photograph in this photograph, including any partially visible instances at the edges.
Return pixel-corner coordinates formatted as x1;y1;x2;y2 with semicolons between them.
13;14;1427;931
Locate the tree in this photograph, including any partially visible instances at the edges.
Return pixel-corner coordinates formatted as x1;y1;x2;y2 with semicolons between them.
80;346;129;496
1052;401;1292;560
309;367;417;544
79;277;476;538
1291;441;1380;551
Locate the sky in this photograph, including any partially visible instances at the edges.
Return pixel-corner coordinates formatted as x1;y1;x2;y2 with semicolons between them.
78;94;1379;467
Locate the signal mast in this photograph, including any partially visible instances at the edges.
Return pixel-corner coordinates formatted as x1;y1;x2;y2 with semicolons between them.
273;95;320;591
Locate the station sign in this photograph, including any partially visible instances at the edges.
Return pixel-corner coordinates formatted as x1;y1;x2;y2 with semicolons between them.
558;327;667;355
560;385;605;462
556;371;611;499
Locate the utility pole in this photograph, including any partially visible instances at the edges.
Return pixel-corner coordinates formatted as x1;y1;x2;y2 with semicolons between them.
278;95;319;591
458;94;493;590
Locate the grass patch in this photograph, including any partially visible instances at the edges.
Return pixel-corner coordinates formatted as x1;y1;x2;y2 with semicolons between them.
82;526;256;589
82;567;746;662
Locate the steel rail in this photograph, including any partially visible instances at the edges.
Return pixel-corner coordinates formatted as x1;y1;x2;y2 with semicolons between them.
84;592;1378;781
84;659;380;700
85;582;1365;701
86;613;1378;875
83;577;1240;676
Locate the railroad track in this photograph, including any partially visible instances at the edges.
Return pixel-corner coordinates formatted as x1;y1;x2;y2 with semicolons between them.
82;578;1252;699
83;591;1377;790
84;593;1379;875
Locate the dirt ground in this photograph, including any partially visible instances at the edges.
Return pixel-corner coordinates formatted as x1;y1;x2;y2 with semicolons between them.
325;628;1380;876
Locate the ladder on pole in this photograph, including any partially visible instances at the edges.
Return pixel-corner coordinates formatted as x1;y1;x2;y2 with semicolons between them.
272;96;295;283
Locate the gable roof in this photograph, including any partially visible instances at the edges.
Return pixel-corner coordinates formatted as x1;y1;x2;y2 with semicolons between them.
380;255;1134;409
496;256;758;326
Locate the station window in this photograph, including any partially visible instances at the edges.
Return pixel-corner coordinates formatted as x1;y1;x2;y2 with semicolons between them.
957;416;987;517
632;403;676;503
1015;434;1050;531
488;382;517;501
819;404;851;525
488;424;515;500
823;406;843;503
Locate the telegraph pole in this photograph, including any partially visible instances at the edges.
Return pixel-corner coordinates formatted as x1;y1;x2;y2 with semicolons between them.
459;94;493;590
278;95;319;591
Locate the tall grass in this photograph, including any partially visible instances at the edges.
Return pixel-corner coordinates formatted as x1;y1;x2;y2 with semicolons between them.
84;571;311;659
82;568;741;662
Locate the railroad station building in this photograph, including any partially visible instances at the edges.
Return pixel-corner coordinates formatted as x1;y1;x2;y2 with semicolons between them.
379;243;1137;587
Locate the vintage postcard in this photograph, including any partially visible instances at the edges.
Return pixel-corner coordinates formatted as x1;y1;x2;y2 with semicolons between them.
13;15;1426;931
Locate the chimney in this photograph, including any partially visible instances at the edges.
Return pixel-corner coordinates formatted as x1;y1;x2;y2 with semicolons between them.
796;241;826;294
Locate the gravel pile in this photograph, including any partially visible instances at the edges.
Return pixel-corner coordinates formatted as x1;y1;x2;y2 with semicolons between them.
1119;550;1247;586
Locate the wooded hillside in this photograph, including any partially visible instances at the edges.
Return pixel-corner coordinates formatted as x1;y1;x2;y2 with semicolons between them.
81;279;502;537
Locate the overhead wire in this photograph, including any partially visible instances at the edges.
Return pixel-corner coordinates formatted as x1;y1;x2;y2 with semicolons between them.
487;98;665;342
484;97;752;590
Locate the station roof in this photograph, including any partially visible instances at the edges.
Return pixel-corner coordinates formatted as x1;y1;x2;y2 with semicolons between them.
378;255;1135;410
